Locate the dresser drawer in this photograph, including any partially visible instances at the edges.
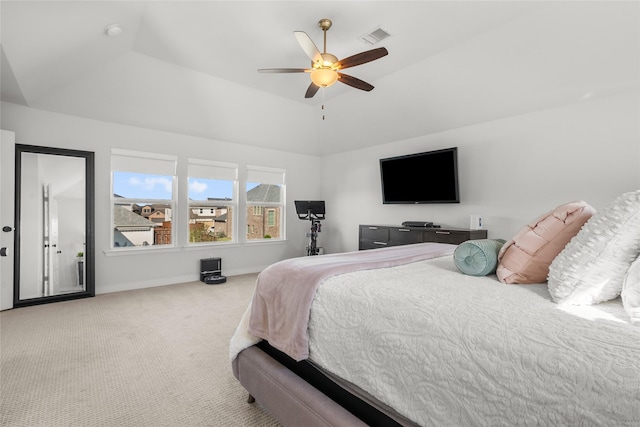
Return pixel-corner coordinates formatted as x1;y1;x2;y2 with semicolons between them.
388;228;423;246
423;230;472;245
360;226;389;242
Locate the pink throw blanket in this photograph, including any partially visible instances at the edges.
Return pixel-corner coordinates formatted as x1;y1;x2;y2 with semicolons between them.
248;243;456;361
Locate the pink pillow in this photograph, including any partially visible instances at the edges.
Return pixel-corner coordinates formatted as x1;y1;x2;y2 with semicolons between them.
496;201;595;284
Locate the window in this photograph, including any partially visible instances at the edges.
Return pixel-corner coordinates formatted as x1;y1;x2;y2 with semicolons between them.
188;159;238;244
111;149;176;249
246;166;285;241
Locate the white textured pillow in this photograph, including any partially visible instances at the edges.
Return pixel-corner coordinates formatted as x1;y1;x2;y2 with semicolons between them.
548;190;640;305
622;255;640;324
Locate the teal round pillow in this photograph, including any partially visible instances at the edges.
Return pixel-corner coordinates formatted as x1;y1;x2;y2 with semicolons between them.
454;239;506;276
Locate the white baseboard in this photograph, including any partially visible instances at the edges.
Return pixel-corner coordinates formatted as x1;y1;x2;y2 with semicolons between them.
95;266;268;295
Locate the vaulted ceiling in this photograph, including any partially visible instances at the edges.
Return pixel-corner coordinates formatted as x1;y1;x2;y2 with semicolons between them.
1;1;638;156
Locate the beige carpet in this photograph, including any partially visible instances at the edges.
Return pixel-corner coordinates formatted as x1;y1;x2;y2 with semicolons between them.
0;274;281;427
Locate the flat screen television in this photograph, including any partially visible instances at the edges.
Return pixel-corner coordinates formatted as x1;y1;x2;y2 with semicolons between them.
379;147;459;204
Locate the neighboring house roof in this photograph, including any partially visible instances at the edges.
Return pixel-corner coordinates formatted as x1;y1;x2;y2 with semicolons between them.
188;198;232;212
147;211;166;224
113;205;157;228
247;184;280;203
140;203;164;211
113;194;134;208
149;204;168;213
113;196;168;214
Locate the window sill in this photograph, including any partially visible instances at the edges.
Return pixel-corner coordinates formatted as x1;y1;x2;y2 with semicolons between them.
103;239;288;256
103;246;180;257
245;238;287;245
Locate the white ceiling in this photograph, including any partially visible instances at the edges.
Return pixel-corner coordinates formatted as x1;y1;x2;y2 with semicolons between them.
1;1;638;156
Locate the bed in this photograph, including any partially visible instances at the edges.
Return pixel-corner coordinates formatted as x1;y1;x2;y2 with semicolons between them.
230;194;640;427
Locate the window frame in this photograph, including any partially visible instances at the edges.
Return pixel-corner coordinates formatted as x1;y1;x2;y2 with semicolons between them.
187;158;238;246
110;149;177;251
245;165;286;242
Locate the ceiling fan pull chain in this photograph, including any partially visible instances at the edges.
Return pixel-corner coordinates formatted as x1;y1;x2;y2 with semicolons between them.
322;88;326;120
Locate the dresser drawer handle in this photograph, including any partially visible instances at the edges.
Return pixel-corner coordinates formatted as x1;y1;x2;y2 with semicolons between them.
398;228;411;232
373;241;388;245
368;227;379;230
435;231;450;235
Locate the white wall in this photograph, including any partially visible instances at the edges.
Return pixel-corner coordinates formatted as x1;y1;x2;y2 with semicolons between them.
320;91;640;253
0;130;15;310
2;88;638;296
1;102;322;295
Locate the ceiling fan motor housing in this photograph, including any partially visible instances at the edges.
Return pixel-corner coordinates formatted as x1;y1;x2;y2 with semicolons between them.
319;53;338;68
318;19;332;31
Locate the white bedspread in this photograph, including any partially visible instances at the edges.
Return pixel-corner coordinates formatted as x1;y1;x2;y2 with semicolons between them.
308;256;640;426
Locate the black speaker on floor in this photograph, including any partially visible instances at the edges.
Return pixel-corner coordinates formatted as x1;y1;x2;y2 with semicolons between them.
200;257;226;284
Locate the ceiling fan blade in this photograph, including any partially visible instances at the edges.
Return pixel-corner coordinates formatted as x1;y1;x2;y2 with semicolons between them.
305;82;320;98
335;47;389;70
294;31;322;66
258;68;310;73
337;73;375;92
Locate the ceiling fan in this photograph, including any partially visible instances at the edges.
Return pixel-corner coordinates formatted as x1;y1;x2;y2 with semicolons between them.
258;19;389;98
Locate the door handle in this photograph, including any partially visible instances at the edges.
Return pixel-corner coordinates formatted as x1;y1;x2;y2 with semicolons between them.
0;248;7;257
2;226;12;232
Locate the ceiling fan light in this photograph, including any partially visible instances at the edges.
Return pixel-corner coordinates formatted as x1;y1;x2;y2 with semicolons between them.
310;69;338;87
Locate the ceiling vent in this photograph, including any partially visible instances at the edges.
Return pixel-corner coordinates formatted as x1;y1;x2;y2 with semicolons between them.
359;26;391;45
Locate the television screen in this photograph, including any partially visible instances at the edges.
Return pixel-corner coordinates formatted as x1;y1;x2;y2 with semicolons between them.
380;147;459;204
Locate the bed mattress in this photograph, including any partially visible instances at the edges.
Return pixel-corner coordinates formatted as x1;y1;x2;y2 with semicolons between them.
231;248;640;426
307;256;640;426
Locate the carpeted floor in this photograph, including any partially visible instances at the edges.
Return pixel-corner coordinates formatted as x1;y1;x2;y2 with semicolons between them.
0;274;281;427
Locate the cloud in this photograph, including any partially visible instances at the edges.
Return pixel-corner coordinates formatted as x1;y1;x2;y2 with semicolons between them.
128;176;172;193
189;180;208;193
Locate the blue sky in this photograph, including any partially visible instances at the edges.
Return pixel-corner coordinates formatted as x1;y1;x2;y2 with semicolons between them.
113;172;258;200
